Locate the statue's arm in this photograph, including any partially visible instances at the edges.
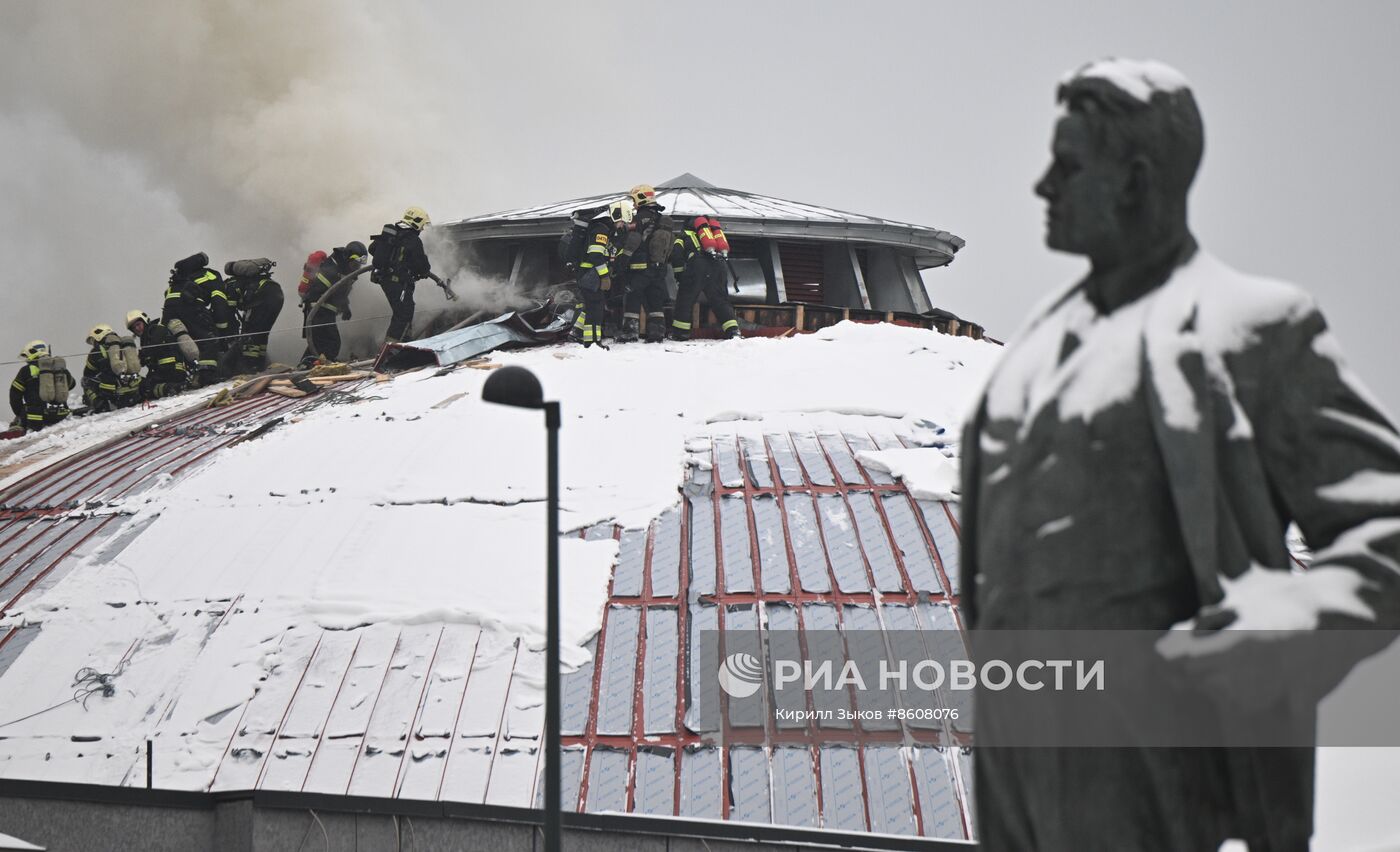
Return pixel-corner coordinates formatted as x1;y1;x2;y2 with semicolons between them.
1256;303;1400;627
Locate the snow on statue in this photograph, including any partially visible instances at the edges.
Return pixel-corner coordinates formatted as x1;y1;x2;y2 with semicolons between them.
960;57;1400;851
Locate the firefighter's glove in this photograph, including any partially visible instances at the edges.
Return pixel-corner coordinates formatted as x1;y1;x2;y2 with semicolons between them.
341;309;352;321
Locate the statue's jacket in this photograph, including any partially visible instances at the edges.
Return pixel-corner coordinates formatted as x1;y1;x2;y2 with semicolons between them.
959;249;1400;844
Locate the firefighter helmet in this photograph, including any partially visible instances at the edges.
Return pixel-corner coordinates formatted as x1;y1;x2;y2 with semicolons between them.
628;184;657;207
19;340;48;361
87;323;115;345
401;206;431;230
125;310;151;332
609;198;636;226
345;241;368;264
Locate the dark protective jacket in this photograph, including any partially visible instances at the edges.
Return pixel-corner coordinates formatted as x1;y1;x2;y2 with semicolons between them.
237;275;285;327
620;205;673;275
240;275;284;314
162;267;220;340
136;320;192;381
210;276;239;341
959;249;1400;849
369;224;431;284
670;220;728;277
10;361;74;425
82;341;139;404
578;216;614;285
302;250;359;315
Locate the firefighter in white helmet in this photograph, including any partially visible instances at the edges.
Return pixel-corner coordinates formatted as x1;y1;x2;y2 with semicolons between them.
569;198;634;346
368;206;435;344
125;309;192;400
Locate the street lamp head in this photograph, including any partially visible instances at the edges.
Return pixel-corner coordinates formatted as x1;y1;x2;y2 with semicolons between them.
482;365;545;409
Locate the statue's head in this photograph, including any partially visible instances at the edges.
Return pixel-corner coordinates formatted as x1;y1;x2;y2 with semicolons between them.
1035;59;1204;261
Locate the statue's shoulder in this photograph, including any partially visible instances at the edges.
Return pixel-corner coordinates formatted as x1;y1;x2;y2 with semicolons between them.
1172;250;1319;353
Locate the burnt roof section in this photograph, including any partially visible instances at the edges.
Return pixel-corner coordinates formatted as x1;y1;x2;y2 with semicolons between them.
441;174;965;269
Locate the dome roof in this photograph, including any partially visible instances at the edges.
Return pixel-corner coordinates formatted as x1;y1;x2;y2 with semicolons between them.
442;174;965;268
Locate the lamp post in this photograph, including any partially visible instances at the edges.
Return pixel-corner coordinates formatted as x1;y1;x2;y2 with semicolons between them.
481;365;562;852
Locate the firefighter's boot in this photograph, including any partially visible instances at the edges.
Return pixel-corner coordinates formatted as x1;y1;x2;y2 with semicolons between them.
644;312;667;343
617;314;640;343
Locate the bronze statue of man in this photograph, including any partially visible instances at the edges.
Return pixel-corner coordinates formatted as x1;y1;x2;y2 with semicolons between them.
959;58;1400;851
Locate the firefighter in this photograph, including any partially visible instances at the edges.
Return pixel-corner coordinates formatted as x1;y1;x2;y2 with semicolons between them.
670;215;740;340
369;206;433;344
81;323;141;412
299;242;366;367
162;252;223;384
616;185;673;343
223;258;284;373
9;341;74;432
210;267;240;367
570;199;633;347
126;310;192;400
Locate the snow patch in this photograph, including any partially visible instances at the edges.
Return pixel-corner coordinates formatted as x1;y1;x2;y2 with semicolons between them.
1062;57;1191;103
856;448;960;501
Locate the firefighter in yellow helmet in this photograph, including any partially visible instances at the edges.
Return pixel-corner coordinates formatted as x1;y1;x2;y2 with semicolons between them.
616;185;672;343
10;340;74;432
368;206;435;344
81;322;142;412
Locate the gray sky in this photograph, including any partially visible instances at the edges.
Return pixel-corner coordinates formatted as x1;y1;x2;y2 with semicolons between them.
1;0;1397;412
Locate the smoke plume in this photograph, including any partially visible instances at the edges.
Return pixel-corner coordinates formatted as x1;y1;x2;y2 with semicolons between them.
0;0;481;366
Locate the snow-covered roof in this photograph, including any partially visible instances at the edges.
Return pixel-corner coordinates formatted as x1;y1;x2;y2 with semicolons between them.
442;174;965;268
0;324;998;839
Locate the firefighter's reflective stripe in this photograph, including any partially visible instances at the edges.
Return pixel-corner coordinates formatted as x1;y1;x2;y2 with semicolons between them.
721;319;740;331
10;379;23;392
157;356;179;365
195;271;217;286
580;240;610;278
671;319;693;330
25;413;44;421
316;272;333;287
572;311;599;342
629;262;648;270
